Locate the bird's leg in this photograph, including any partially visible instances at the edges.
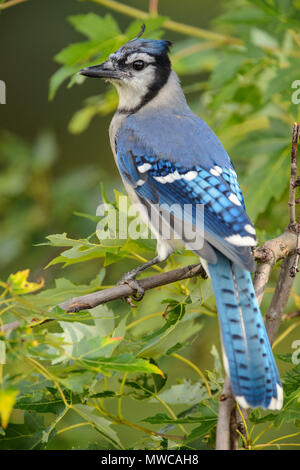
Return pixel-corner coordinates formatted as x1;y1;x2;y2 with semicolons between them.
118;255;161;304
121;255;161;281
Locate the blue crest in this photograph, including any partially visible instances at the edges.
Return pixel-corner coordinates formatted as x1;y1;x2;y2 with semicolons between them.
125;38;171;56
113;24;171;59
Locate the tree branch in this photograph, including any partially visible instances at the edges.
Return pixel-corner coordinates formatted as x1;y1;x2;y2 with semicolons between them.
265;253;296;343
0;0;27;10
59;263;207;312
149;0;159;15
88;0;242;45
288;123;300;230
216;377;235;450
253;230;297;304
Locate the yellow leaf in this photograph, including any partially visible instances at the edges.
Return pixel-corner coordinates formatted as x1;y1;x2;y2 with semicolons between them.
0;389;18;428
7;269;44;295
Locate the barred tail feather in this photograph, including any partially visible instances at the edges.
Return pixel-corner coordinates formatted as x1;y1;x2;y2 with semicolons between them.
207;251;283;410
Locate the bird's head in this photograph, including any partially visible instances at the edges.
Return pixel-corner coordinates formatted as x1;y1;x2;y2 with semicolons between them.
79;25;172;113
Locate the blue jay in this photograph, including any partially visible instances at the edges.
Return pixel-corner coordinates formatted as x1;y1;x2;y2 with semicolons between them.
80;26;283;410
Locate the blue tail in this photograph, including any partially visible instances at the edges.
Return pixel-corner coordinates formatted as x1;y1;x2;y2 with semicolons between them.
208;251;283;410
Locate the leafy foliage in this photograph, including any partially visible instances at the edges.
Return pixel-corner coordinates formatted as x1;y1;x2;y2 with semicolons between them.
0;131;100;271
1;0;300;450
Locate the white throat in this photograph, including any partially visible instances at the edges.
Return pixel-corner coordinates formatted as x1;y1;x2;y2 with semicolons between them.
113;70;188;114
113;79;147;111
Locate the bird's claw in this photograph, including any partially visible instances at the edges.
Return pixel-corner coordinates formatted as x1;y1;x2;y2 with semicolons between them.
118;276;145;307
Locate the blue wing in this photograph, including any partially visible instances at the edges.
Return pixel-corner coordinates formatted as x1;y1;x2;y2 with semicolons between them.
116;129;255;271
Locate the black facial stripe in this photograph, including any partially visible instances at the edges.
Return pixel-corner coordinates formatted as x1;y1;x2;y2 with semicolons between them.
116;52;155;69
118;54;171;115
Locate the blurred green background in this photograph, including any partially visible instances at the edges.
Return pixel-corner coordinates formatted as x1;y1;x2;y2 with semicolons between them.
1;0;300;450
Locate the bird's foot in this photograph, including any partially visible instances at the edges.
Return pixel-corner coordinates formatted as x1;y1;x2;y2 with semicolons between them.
117;272;145;307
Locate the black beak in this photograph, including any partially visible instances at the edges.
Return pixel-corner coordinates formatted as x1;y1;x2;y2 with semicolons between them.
79;61;121;79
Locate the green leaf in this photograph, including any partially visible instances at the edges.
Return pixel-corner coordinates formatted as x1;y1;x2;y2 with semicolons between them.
69;106;100;135
29;277;99;309
217;6;270;24
143;412;215;424
80;353;164;377
54;41;102;66
71;336;122;361
59;370;97;393
151;379;209;405
16;392;64;414
0;411;46;450
184;418;217;443
47;306;96;323
184;403;218;443
210;345;223;377
49;65;79;100
242;147;290;221
138;304;202;358
55;312;119;362
89;391;116;399
210;55;244;89
68;13;121;40
251;27;278;49
73;404;123;449
69;90;118;134
42;232;91;247
283;364;300;395
264;63;300;103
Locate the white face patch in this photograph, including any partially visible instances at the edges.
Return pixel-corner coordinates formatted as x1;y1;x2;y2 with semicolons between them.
113;65;156;112
125;52;155;65
228;193;242;206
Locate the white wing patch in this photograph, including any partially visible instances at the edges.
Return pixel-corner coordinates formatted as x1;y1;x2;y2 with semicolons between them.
183;171;198;181
225;234;257;246
210;165;222;177
138;163;152;173
244;224;256;235
153;170;198;184
228;193;242;206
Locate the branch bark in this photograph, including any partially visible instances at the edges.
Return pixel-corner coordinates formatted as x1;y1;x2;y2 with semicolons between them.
0;0;27;10
149;0;159;15
59;263;207;312
253;230;297;304
216;377;235;450
288;123;300;230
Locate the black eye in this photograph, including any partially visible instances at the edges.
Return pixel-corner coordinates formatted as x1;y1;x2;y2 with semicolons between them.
132;60;145;71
